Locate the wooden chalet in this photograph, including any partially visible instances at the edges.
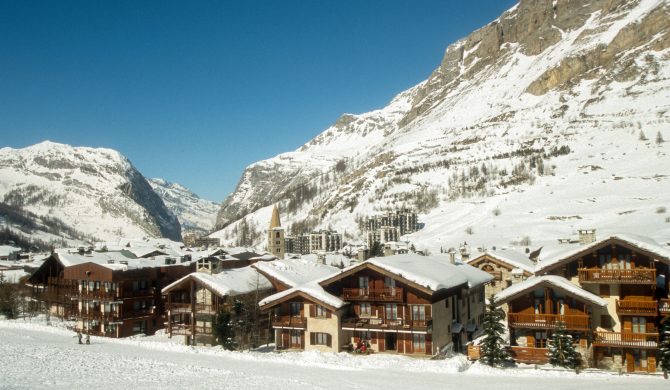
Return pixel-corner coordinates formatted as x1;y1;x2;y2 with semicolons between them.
28;250;195;338
257;254;492;356
161;263;273;346
495;234;670;373
466;249;535;297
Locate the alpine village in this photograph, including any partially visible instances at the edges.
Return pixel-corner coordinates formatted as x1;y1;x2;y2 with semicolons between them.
2;0;670;387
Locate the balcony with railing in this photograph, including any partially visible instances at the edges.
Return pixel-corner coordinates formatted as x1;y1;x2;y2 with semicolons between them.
578;268;656;284
342;287;403;302
271;315;307;329
168;302;192;314
124;287;156;298
170;324;214;336
593;331;659;348
76;310;122;321
341;316;432;331
507;312;591;331
615;299;658;316
660;299;670;316
124;307;155;319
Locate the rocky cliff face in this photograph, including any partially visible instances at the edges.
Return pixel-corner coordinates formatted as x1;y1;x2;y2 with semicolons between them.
213;0;670;250
149;178;219;235
0;141;182;242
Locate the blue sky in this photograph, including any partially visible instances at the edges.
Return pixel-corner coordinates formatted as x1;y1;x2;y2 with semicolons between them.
1;0;517;201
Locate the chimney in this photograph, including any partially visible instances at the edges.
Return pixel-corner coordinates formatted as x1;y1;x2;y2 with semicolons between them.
447;247;457;264
459;242;470;262
578;229;596;245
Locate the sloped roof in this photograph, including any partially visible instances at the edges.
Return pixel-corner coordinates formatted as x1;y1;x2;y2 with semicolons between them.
495;275;607;307
535;233;670;273
162;267;271;297
252;258;339;288
468;249;535;274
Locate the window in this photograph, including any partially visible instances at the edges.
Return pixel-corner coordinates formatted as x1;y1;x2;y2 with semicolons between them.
290;330;301;346
385;304;398;320
312;332;330;346
133;300;141;311
132;320;147;334
412;334;426;352
315;305;327;318
356;331;371;342
104;323;117;334
445;297;450;309
384;277;396;294
290;302;301;316
600;284;610;297
600;314;612;329
360;303;371;317
275;232;280;238
358;276;369;294
479;289;484;303
632;317;646;333
412;305;426;321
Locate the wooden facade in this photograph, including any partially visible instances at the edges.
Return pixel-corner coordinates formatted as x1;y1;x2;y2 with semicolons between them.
29;253;194;338
500;237;670;373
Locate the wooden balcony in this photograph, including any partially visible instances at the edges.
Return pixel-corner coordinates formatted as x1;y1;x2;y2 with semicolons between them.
507;312;591;331
124;288;156;298
660;299;670;316
77;310;122;321
593;331;659;349
341;316;432;331
578;268;656;284
342;287;403;302
170;324;214;336
616;299;658;316
271;315;307;329
124;308;155;318
509;346;549;364
168;303;192;313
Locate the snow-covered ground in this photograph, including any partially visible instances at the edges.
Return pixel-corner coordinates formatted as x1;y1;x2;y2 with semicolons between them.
0;318;665;389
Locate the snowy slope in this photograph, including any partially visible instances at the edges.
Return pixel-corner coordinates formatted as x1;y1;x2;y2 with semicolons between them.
214;0;670;253
1;319;666;389
149;178;219;234
0;141;181;242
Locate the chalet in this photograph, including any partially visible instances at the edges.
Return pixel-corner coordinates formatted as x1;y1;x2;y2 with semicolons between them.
495;233;670;373
258;254;492;356
0;245;22;261
466;249;535;297
161;265;273;345
28;250;195;338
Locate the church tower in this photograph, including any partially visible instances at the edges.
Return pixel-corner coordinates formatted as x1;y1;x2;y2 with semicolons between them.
267;204;285;259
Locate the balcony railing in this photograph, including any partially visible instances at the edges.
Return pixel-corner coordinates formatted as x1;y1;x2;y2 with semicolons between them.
593;331;659;348
76;310;122;321
76;289;121;300
170;324;214;336
342;287;403;302
168;303;192;313
271;316;307;329
509;346;549;364
124;307;155;318
341;316;432;331
660;299;670;315
616;299;658;316
578;268;656;284
507;312;591;331
124;288;156;298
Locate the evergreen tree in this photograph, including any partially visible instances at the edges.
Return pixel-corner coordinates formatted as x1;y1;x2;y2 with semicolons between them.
659;318;670;378
547;325;580;369
213;308;236;350
0;272;19;319
639;130;648;141
657;131;665;145
480;295;511;367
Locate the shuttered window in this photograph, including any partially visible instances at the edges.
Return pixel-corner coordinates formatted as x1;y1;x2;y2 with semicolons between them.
311;332;332;347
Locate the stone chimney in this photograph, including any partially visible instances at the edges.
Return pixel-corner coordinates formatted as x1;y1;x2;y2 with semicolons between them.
578;229;596;245
447;247;457;264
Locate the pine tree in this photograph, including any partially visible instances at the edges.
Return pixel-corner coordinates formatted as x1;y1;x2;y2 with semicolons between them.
657;131;665;145
547;325;580;369
480;294;511;367
659;318;670;378
0;271;19;319
213;308;236;350
639;130;648;141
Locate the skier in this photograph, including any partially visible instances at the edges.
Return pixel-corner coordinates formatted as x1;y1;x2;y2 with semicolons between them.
85;334;90;345
77;332;82;344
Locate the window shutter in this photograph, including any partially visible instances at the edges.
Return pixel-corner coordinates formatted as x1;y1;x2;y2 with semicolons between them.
309;305;315;318
326;333;332;347
310;332;316;345
326;309;332;319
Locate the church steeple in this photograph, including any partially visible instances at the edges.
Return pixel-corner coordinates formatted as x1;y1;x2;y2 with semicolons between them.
269;204;281;229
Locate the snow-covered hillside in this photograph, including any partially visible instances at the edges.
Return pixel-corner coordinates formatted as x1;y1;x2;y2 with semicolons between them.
213;0;670;252
0;141;181;242
149;178;219;235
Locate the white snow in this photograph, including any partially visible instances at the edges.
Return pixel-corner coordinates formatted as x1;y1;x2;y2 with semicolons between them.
0;317;666;389
162;267;271;298
495;275;608;307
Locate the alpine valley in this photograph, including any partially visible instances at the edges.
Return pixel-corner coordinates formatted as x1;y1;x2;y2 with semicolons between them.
211;0;670;252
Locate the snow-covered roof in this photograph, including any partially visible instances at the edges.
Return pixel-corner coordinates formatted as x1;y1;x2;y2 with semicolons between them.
0;245;22;257
259;279;346;310
359;254;492;291
468;249;535;274
126;246;168;258
252;258;339;288
535;233;670;273
495;275;607;307
54;251;195;271
162;267;271;297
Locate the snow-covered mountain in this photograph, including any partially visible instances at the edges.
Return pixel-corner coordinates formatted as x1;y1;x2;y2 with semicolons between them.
149;178;219;235
0;141;181;242
213;0;670;251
